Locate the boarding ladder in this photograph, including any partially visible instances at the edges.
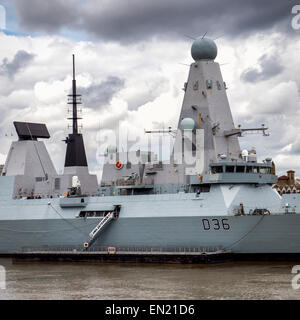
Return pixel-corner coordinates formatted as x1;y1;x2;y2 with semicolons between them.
89;212;114;239
84;205;121;250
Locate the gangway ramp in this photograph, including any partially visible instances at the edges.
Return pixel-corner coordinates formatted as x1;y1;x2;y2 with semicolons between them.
89;212;114;239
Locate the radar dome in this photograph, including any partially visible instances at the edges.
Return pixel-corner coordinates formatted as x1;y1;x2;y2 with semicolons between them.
241;150;249;157
180;118;195;130
191;38;217;61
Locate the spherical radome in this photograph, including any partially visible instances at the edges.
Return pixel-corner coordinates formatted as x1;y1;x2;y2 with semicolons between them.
181;118;195;130
191;38;217;61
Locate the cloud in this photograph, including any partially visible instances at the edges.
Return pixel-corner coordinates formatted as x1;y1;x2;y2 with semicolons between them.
241;81;299;117
241;54;284;83
82;0;294;42
290;137;300;155
13;0;296;42
79;76;125;110
14;0;80;33
0;50;35;77
120;76;170;110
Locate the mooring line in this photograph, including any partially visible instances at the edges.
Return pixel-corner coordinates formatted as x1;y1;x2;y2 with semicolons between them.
226;214;265;250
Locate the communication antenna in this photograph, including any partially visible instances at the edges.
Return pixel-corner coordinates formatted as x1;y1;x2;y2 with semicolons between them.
201;31;208;39
184;34;196;40
144;126;177;138
64;55;88;168
224;124;270;137
67;54;82;134
213;34;224;41
178;62;190;67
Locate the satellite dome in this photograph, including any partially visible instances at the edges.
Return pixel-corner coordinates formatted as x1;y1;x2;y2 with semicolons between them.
241;150;249;157
191;38;217;61
180;118;195;130
107;145;117;153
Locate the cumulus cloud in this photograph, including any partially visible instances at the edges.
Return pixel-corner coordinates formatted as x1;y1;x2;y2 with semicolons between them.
79;76;125;109
120;76;170;110
241;54;284;83
238;81;299;117
290;137;300;155
0;50;35;77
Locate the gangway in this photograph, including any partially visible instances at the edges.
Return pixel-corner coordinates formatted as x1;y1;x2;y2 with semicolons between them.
89;212;114;239
84;205;121;249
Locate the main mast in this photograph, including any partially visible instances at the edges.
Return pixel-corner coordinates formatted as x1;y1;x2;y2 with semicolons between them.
69;54;80;134
64;55;87;168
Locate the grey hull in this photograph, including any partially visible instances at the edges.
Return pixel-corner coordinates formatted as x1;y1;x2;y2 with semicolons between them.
1;214;300;254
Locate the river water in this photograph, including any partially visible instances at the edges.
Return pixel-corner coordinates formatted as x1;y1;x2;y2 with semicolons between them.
0;258;299;299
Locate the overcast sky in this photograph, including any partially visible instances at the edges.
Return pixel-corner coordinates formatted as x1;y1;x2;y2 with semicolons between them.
0;0;299;179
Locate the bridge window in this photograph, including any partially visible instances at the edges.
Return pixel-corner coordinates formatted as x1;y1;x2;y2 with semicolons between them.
236;166;245;173
226;166;235;173
246;166;253;173
211;166;223;173
259;167;271;174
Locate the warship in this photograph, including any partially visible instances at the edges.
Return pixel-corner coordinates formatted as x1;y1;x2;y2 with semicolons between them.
0;38;299;259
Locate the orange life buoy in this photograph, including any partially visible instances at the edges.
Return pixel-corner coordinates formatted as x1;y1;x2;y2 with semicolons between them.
115;161;123;169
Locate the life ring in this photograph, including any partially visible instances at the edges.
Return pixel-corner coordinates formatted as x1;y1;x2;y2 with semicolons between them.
107;247;117;254
115;161;123;170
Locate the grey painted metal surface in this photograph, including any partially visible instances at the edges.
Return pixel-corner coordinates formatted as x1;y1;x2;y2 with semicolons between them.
0;175;294;254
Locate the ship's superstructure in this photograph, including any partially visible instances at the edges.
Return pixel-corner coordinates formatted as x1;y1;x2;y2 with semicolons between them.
2;121;59;198
0;38;299;257
61;55;98;196
100;38;268;195
1;55;98;198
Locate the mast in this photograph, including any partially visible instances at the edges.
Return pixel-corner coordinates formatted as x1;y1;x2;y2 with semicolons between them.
64;55;87;168
68;54;81;134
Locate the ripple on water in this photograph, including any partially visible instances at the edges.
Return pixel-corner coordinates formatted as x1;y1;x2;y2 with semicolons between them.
0;259;299;300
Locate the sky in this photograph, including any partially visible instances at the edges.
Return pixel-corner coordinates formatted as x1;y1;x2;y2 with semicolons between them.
0;0;299;180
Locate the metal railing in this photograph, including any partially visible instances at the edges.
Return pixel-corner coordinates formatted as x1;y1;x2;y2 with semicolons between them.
20;244;225;254
116;176;154;187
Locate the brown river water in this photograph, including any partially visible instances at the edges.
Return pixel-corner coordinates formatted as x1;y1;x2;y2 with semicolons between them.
0;258;300;299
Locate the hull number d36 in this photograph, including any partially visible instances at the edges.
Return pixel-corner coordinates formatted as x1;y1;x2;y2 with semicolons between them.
202;218;230;231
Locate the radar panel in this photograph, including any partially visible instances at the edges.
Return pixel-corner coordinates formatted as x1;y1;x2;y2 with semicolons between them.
13;121;50;140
